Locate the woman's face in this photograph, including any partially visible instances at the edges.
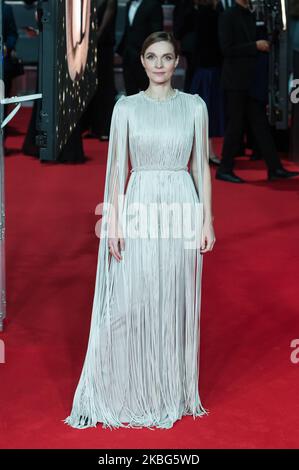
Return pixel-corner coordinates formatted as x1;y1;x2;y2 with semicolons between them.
141;41;179;86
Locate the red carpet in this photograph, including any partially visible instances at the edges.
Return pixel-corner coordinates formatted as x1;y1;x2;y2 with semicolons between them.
0;108;299;448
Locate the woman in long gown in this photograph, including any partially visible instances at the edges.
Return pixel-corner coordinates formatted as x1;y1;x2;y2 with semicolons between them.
64;31;216;430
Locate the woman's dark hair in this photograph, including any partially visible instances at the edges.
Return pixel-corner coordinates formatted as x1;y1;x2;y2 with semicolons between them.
141;31;179;58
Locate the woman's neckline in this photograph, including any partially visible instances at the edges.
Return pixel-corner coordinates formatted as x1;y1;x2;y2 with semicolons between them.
140;88;179;103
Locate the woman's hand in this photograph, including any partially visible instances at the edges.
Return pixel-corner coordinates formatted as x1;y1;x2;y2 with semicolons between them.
108;219;125;262
108;236;125;262
200;220;216;253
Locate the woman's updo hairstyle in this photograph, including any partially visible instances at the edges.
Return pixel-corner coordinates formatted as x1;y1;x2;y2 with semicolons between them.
141;31;179;58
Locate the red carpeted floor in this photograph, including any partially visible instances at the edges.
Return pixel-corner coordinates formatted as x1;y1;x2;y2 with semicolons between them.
0;108;299;449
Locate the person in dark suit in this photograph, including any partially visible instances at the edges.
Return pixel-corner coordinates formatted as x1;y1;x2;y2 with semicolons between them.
189;0;225;166
216;0;299;183
220;0;261;161
116;0;164;95
218;0;235;9
172;0;197;92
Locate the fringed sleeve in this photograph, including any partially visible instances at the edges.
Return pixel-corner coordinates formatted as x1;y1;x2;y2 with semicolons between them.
94;95;129;330
190;94;209;208
185;95;210;419
63;96;129;429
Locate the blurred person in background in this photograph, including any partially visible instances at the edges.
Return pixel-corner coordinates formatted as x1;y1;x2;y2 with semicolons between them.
189;0;224;166
218;0;235;9
172;0;232;93
116;0;163;95
216;0;299;183
173;0;197;92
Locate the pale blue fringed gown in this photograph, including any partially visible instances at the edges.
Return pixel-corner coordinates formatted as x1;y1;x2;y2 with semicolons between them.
63;89;209;430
